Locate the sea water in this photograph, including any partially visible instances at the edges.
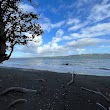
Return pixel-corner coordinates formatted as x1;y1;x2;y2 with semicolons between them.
0;54;110;76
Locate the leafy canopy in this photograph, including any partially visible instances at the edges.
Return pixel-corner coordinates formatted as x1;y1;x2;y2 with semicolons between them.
0;0;43;62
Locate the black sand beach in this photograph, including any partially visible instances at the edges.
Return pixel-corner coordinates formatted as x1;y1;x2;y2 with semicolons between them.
0;67;110;110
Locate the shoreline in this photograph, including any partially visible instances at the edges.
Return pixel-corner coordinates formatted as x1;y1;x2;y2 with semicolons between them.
0;65;110;77
0;67;110;110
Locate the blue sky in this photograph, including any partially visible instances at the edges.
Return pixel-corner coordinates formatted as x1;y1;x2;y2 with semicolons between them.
12;0;110;57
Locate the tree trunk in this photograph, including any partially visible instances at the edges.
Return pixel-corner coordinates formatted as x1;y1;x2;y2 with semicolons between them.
0;1;6;63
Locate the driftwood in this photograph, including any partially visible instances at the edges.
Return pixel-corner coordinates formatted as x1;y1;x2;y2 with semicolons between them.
0;87;37;95
36;78;46;82
106;92;110;98
81;87;110;110
8;99;27;108
67;72;76;86
81;87;110;103
96;102;107;110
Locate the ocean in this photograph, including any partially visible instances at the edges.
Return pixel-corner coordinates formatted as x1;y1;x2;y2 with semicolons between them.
0;54;110;76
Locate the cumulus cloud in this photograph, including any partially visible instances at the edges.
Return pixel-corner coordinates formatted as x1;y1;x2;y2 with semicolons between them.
37;43;65;56
14;33;43;55
45;29;64;46
36;29;65;56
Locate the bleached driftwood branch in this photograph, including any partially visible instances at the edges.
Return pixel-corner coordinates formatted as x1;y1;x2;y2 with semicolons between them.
36;78;46;82
106;92;110;98
67;72;76;86
81;87;110;103
8;99;27;108
0;87;37;95
96;102;107;110
81;87;110;110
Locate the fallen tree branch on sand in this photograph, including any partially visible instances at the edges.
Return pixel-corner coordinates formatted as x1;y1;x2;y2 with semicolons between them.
81;87;110;103
0;87;37;95
67;72;76;86
81;87;110;110
36;78;46;82
96;102;108;110
8;98;27;108
106;92;110;98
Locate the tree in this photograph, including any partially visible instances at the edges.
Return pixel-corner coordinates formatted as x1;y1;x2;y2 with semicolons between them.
0;0;43;63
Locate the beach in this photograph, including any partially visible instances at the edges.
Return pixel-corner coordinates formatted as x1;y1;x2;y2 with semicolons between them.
0;67;110;110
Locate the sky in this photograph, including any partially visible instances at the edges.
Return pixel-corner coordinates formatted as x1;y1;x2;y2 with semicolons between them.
12;0;110;57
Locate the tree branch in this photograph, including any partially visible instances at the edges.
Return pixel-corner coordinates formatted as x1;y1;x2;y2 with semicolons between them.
81;87;110;103
5;42;17;60
96;102;107;110
67;72;76;86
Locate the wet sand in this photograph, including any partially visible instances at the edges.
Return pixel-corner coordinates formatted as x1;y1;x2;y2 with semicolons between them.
0;67;110;110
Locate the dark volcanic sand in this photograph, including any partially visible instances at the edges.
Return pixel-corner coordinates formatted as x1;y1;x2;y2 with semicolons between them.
0;67;110;110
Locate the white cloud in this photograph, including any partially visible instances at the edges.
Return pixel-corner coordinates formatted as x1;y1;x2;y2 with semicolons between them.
66;38;106;47
40;16;65;32
41;22;51;32
76;48;86;54
81;22;110;37
19;3;36;13
51;21;65;28
15;21;110;57
67;18;80;25
55;29;64;38
68;21;88;31
28;36;42;47
37;43;65;56
40;16;52;32
13;27;66;57
76;0;91;8
66;22;110;39
88;1;110;22
14;33;43;55
36;29;65;56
